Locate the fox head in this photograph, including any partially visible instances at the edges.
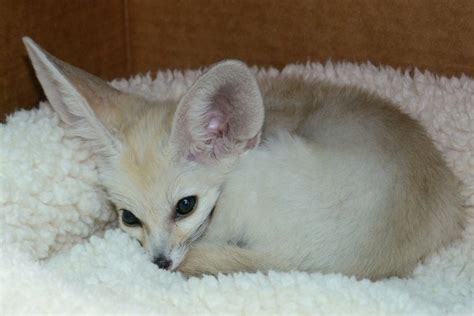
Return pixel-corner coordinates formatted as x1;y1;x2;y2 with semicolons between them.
24;37;264;270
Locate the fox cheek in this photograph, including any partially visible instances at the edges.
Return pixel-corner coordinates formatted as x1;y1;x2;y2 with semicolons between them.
169;245;188;270
120;224;146;248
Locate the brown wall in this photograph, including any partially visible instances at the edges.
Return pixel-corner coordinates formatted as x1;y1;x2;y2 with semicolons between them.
1;0;129;118
128;0;474;75
1;0;474;119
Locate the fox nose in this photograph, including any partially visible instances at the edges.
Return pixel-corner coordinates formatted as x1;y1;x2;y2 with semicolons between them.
153;255;172;270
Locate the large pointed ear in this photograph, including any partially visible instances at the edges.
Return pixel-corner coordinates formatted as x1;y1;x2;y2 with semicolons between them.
23;37;128;160
170;60;264;163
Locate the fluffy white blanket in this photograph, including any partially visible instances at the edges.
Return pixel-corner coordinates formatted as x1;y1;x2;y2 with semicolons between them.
1;62;473;315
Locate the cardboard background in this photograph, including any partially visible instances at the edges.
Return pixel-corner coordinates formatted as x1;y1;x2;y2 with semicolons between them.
1;0;473;119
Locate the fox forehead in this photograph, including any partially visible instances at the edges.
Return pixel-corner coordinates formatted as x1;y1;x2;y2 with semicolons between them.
122;109;174;183
104;104;178;208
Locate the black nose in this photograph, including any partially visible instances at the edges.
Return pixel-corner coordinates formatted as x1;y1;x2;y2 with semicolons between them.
153;255;172;270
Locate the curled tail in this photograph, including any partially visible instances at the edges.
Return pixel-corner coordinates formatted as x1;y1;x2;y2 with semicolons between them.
177;242;288;277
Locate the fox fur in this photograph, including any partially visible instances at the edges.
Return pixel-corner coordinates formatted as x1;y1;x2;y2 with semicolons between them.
23;37;464;280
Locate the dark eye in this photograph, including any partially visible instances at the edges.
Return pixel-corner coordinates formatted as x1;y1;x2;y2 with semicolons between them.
175;196;197;217
121;209;142;226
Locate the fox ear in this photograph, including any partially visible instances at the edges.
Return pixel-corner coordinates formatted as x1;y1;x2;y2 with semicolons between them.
170;60;264;163
23;37;127;160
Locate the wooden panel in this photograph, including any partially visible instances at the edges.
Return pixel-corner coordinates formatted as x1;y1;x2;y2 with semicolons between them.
128;0;474;77
0;0;129;120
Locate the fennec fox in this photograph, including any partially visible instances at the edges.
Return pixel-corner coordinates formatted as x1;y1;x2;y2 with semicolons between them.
24;37;464;280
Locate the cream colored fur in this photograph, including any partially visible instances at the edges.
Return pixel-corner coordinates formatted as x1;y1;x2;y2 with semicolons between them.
23;37;464;280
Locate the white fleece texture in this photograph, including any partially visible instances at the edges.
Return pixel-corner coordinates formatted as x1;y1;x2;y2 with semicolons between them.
1;62;473;315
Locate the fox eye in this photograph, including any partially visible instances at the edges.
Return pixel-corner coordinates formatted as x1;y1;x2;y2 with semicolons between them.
121;209;142;227
175;196;197;217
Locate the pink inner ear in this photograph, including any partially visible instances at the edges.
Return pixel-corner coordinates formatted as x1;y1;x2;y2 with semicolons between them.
208;117;221;131
206;112;227;136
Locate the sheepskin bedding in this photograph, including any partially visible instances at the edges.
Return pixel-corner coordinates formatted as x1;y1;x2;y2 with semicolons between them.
1;62;473;315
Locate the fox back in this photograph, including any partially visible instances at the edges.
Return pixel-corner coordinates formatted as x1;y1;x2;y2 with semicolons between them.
24;37;464;279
